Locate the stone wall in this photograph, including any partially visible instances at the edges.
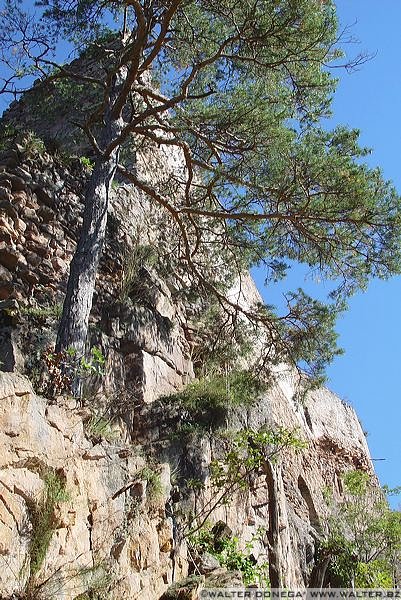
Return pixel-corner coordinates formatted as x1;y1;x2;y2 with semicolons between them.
0;143;193;410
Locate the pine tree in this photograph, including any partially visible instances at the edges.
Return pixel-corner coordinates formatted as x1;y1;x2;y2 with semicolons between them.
1;0;400;385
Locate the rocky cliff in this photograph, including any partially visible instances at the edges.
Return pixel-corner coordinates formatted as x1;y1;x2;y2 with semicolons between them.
0;133;375;599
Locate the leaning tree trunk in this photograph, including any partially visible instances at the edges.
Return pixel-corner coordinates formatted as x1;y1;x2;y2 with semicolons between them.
56;75;125;380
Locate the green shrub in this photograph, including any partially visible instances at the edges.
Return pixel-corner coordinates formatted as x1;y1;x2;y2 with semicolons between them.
181;370;265;407
79;156;95;171
183;427;305;538
209;427;306;492
0;122;17;151
78;346;106;377
322;469;401;587
137;466;164;506
342;469;370;496
85;415;117;442
31;345;106;399
29;471;69;575
20;131;46;157
355;560;393;588
164;370;266;432
21;302;62;321
191;527;269;586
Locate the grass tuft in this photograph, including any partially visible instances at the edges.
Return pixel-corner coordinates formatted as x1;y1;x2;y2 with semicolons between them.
29;471;69;576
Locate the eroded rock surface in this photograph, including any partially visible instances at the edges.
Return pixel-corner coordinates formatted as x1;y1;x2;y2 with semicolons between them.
0;146;375;598
0;371;184;599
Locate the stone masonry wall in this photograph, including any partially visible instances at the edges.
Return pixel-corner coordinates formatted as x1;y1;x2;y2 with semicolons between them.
0;143;194;413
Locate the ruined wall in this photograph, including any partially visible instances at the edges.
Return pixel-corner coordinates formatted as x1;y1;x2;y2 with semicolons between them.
0;142;193;404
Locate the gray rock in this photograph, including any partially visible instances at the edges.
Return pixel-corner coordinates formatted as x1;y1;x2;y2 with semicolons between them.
205;569;244;588
197;552;221;574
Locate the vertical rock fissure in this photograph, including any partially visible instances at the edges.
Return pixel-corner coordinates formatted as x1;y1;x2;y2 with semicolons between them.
264;459;281;588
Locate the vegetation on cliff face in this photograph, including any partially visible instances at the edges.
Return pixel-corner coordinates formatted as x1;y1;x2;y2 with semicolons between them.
2;0;401;387
2;3;401;595
163;370;266;432
26;469;69;598
190;525;270;586
318;470;401;588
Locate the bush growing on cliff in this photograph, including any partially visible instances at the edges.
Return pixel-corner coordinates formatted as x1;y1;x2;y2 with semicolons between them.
28;470;69;577
180;426;306;539
138;465;164;505
190;526;270;586
0;122;17;151
321;469;401;587
179;427;304;587
29;345;106;399
163;370;266;432
21;302;63;322
85;414;117;442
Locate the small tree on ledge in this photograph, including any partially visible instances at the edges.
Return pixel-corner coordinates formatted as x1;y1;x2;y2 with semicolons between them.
317;470;401;588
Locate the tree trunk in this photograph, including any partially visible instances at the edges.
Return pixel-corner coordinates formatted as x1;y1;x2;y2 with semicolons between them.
265;459;281;588
309;554;331;589
56;74;125;381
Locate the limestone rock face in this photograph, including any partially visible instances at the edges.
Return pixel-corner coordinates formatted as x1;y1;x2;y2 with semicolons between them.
136;354;373;591
0;145;194;426
0;371;179;599
0;366;374;597
0;146;375;598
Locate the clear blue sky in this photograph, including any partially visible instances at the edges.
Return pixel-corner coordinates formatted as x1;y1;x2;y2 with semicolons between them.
329;1;401;504
255;1;401;505
1;2;400;501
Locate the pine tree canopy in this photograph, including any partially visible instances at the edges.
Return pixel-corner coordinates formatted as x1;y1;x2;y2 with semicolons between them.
1;0;400;382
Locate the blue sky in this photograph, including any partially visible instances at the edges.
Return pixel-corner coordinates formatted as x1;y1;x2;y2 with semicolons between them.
319;0;401;501
1;1;400;501
255;1;401;504
329;1;401;503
